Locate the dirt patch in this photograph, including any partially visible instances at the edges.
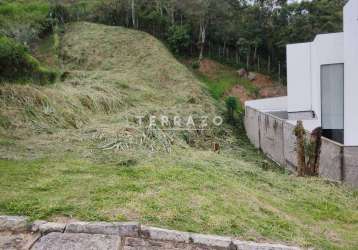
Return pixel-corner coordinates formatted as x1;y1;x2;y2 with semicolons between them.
229;71;286;103
251;73;287;98
198;59;227;78
229;85;253;104
260;86;287;98
251;73;273;88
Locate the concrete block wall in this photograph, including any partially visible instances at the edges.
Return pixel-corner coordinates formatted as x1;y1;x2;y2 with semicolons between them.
245;106;358;187
258;112;285;165
244;107;260;148
283;122;298;172
343;147;358;187
320;138;343;182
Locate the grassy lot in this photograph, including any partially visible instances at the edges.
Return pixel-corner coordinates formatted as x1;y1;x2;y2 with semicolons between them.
0;22;357;250
0;150;357;249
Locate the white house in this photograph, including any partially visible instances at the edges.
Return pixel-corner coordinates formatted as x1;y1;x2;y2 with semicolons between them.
244;0;358;186
287;0;358;145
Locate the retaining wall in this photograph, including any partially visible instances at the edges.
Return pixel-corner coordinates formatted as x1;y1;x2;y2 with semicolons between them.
0;215;301;250
245;106;358;187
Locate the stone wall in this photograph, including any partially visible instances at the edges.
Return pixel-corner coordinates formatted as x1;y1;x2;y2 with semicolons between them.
244;106;358;187
0;216;301;250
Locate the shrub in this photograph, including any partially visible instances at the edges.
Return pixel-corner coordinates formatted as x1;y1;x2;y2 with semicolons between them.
48;4;71;25
225;96;238;123
0;36;56;84
191;60;200;70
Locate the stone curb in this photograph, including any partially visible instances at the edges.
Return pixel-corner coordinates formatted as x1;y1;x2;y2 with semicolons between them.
65;221;139;237
39;222;66;234
0;216;301;249
189;233;234;249
0;216;29;232
140;226;190;243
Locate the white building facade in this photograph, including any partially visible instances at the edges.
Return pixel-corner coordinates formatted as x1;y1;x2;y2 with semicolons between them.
244;0;358;187
287;0;358;145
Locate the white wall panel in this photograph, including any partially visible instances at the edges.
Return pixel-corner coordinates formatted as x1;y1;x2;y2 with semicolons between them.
310;33;344;122
344;0;358;146
287;43;312;112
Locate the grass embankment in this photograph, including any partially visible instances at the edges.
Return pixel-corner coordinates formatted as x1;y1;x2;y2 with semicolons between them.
0;22;357;249
192;61;259;100
0;0;57;84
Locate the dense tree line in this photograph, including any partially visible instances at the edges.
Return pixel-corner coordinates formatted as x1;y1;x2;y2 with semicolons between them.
84;0;346;82
0;0;347;83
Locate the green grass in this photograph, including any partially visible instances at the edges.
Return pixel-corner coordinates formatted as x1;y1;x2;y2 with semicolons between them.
0;0;50;43
0;36;57;84
0;151;357;249
0;1;49;22
195;65;259;100
198;73;238;100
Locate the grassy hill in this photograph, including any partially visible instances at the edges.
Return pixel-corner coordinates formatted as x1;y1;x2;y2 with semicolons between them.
0;22;357;250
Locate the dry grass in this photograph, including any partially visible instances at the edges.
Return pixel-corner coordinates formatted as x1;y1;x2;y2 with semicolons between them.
0;22;229;159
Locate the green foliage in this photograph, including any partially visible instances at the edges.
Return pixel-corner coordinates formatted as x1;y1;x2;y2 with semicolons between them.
0;0;345;81
0;1;50;44
226;96;238;111
0;36;56;84
199;73;237;100
167;25;190;54
191;60;200;70
48;4;71;25
226;96;238;122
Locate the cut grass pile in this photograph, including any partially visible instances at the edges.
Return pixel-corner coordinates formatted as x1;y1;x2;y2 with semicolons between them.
0;22;230;159
0;22;357;250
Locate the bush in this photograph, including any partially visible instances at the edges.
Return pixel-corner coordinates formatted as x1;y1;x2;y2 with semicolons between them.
191;60;200;70
0;36;56;84
48;4;71;25
225;96;238;123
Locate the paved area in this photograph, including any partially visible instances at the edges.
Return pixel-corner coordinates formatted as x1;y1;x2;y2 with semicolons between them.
0;232;40;250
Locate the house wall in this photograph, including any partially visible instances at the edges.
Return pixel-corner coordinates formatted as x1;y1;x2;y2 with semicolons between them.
310;33;344;121
287;43;312;112
286;34;344;123
344;0;358;146
244;105;358;187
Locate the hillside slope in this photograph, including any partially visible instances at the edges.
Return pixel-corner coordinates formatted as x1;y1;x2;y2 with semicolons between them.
0;22;229;160
0;22;357;250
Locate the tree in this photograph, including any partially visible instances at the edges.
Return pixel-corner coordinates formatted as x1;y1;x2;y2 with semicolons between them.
177;0;214;62
167;24;190;54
